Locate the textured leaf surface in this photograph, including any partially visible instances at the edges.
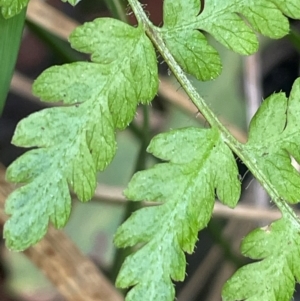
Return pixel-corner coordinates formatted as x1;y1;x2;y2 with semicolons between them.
5;18;158;251
0;0;29;18
244;78;300;204
223;217;300;301
114;127;240;301
161;0;300;80
34;18;158;129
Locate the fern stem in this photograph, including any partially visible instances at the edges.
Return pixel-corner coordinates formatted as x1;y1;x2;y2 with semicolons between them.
128;0;300;225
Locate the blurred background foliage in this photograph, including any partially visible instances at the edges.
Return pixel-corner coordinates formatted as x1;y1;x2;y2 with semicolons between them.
0;0;300;300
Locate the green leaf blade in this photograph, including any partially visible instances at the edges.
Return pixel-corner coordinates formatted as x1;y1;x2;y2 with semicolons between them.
200;11;258;54
125;279;175;301
163;0;201;27
69;18;159;128
222;218;300;301
33;19;159;129
32;63;104;104
9;141;97;201
161;0;298;80
273;0;300;19
245;78;300;204
162;0;222;81
163;30;222;81
114;206;165;248
5;16;159;251
5;140;97;250
0;7;25;114
115;127;241;300
240;2;289;38
4;178;71;251
117;232;183;301
0;0;29;18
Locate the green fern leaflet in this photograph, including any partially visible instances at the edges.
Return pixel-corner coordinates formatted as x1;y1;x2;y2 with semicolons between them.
114;127;241;301
223;217;300;301
160;0;300;80
4;18;158;251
